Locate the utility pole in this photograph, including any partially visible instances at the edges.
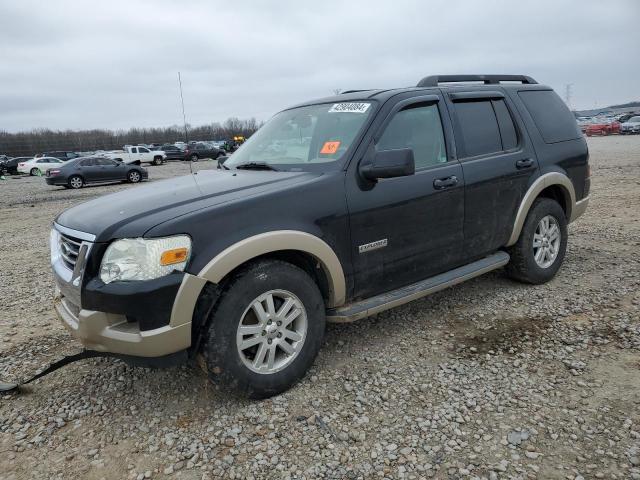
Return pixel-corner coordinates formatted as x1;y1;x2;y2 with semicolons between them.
178;72;189;143
564;84;573;111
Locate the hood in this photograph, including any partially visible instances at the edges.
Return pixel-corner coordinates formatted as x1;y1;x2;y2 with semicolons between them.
56;169;320;242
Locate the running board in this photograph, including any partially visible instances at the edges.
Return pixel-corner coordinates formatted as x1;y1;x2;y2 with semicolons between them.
326;251;510;323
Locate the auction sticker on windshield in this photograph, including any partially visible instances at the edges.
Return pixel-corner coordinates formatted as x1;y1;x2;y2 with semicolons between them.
328;102;370;114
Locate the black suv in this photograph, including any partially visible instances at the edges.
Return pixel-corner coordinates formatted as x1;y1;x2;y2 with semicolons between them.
49;75;589;398
183;142;225;161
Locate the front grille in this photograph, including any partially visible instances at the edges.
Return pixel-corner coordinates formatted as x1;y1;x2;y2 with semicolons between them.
59;233;82;270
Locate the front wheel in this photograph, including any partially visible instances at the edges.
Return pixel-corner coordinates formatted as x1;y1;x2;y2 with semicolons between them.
506;198;568;284
203;260;326;399
152;156;163;166
190;154;199;162
127;170;142;183
30;168;40;176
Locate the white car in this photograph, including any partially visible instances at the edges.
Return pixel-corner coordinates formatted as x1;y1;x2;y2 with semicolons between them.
620;115;640;135
17;157;68;176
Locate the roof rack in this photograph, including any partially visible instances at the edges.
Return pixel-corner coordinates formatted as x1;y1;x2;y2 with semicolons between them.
417;75;537;87
340;89;372;94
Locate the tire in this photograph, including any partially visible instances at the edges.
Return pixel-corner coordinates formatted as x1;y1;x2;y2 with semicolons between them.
203;260;326;399
602;129;609;136
30;168;40;176
586;132;592;137
190;154;199;162
68;175;84;189
506;198;568;284
152;156;163;166
127;170;142;183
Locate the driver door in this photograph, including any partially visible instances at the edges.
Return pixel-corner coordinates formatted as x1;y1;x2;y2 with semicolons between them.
346;94;465;299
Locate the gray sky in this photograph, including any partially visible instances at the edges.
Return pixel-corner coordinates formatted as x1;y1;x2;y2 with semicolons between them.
1;0;638;132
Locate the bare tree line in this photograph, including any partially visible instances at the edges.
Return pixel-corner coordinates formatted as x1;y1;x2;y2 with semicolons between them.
0;117;262;157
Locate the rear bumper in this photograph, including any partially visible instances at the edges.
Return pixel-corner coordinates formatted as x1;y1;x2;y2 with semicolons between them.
570;196;589;222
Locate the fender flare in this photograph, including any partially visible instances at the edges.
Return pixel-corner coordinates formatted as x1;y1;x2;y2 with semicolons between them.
168;230;347;329
197;230;346;307
506;172;576;247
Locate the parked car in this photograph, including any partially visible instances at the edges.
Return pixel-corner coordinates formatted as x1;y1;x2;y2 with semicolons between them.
619;116;640;134
183;142;225;161
17;156;68;175
104;146;166;165
45;156;148;189
585;121;620;136
1;156;32;175
158;144;186;161
36;151;79;161
48;74;589;399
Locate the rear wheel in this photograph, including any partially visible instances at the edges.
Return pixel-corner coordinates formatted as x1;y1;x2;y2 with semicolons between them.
68;175;84;189
602;129;609;136
127;170;142;183
506;198;567;284
203;260;326;399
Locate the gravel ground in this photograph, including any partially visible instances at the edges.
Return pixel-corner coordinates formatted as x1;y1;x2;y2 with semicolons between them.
1;137;639;480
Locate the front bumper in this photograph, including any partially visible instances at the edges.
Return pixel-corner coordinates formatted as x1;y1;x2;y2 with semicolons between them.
51;223;207;358
54;293;191;357
45;176;66;185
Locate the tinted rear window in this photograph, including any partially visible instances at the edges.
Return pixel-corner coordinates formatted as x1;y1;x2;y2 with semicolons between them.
518;90;581;143
454;100;502;157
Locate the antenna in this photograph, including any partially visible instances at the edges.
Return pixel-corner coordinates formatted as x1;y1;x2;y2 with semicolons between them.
178;72;193;175
564;83;573;110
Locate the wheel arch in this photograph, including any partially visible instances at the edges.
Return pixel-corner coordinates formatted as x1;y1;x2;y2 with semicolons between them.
506;172;575;247
198;230;346;308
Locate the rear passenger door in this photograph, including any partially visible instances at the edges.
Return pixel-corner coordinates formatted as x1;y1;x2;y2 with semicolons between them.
78;158;102;182
445;90;539;260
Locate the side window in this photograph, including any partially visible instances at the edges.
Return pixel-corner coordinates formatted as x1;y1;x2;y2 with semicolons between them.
493;99;518;151
518;90;581;143
453;100;502;157
377;103;447;169
138;147;149;153
130;147;137;154
81;158;96;166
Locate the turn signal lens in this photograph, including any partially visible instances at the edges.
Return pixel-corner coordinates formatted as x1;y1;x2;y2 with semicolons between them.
160;247;188;266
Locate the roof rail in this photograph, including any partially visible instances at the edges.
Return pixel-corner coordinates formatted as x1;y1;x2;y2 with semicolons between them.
417;75;537;87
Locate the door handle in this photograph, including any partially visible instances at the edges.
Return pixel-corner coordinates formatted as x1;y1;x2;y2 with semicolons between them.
516;158;534;169
433;175;458;190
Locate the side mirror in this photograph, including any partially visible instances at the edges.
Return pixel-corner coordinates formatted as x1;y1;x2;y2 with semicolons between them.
359;148;415;181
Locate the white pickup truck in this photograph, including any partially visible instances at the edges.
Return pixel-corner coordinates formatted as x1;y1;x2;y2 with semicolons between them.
104;146;166;166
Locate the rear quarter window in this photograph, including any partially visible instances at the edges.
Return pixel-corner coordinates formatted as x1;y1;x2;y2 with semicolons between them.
518;90;581;144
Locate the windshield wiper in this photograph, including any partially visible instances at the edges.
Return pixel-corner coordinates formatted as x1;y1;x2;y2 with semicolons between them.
235;162;279;171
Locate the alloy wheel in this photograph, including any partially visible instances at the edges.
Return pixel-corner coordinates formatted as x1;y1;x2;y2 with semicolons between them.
236;289;307;374
533;215;561;268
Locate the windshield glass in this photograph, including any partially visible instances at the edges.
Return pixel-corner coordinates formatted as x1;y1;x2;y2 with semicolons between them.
629;116;640;123
224;102;374;171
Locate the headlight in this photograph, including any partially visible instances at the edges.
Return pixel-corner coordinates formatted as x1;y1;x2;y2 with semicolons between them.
99;235;191;284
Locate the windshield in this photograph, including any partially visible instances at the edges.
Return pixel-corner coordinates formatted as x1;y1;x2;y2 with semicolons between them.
629;116;640;123
225;102;374;171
